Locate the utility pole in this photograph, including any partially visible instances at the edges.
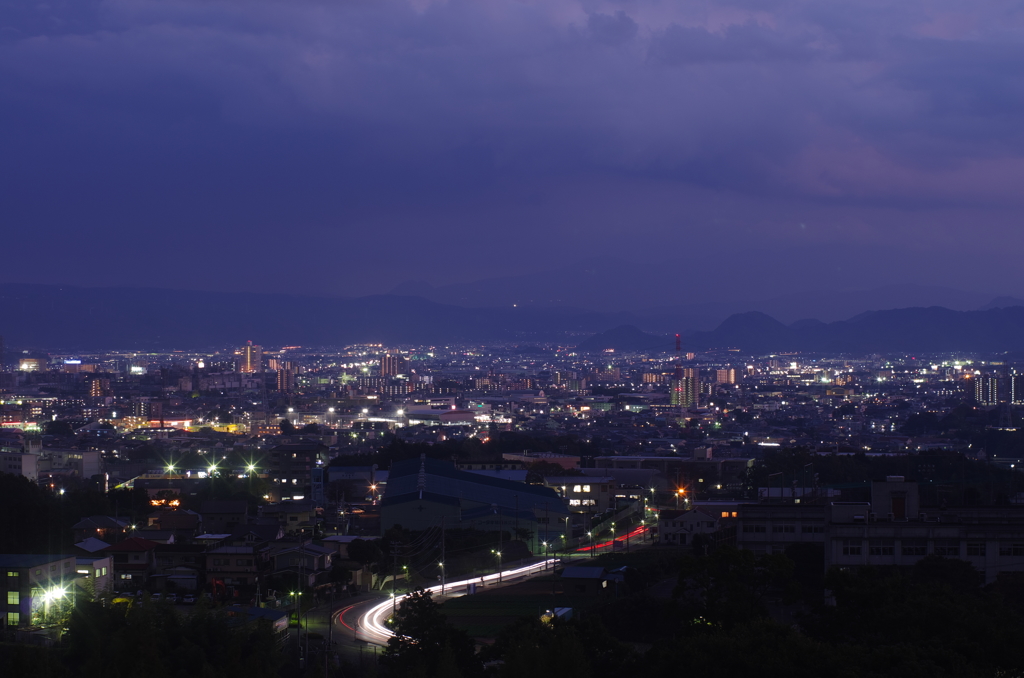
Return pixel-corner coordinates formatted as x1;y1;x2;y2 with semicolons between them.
514;494;519;542
392;546;398;617
441;516;446;595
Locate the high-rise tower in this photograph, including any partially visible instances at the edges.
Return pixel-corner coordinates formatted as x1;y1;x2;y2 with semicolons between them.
240;341;262;373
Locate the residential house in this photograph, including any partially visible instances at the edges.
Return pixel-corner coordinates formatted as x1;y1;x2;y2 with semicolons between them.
72;515;129;544
658;508;719;546
201;500;250;534
103;537;161;591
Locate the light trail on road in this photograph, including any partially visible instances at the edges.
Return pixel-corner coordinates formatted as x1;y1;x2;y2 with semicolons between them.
576;525;648;553
355;558;560;645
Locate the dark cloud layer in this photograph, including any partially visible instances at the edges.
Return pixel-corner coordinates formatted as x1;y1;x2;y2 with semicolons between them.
2;0;1024;304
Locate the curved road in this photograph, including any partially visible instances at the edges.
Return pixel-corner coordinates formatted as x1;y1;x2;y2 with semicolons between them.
344;558;560;645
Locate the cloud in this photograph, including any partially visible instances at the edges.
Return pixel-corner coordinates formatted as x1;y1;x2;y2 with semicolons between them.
2;0;1024;296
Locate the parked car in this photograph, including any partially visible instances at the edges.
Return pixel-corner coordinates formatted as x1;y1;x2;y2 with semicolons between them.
151;592;162;602
166;593;179;604
182;594;196;605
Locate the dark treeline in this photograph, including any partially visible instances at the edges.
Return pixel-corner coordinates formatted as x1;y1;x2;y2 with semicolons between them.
380;548;1024;678
0;600;282;678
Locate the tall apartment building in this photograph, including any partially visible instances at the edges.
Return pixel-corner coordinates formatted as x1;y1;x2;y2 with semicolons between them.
239;341;262;374
380;354;408;377
975;374;1001;406
672;368;700;407
716;368;737;384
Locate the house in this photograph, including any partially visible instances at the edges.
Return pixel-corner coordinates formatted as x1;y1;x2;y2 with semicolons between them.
259;500;318;535
146;509;202;542
269;543;335;589
201;500;250;534
206;545;267;593
103;537;161;591
153;543;207;592
72;515;129;544
659;508;719;546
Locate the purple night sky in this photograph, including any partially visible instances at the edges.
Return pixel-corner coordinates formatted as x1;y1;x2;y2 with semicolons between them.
2;0;1023;308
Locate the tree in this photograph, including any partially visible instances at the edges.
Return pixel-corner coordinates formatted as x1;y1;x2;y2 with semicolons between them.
42;420;75;436
279;418;296;435
381;590;481;678
674;546;794;628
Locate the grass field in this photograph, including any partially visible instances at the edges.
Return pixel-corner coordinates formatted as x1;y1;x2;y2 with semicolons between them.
440;576;609;638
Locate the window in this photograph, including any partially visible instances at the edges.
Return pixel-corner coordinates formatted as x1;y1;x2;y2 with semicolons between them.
967;543;986;557
842;539;862;556
568;499;581;506
731;512;738;518
7;591;19;605
721;512;730;518
7;612;19;626
802;526;824;534
934;543;959;557
743;524;767;533
999;544;1024;557
773;525;795;533
869;540;895;556
6;571;17;578
902;541;927;556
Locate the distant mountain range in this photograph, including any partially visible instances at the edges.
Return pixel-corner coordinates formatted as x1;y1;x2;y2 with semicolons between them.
2;282;1024;355
0;283;631;351
391;261;1006;332
683;306;1024;354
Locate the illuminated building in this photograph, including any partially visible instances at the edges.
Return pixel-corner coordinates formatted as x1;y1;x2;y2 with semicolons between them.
975;374;1000;406
276;368;295;393
716;368;737;384
380;354;407;377
17;358;45;372
0;554;79;628
671;368;700;407
239;341;262;373
90;378;112;399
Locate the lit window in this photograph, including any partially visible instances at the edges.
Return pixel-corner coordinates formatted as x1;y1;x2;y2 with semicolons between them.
572;485;581;493
7;612;19;626
582;485;591;493
7;591;18;605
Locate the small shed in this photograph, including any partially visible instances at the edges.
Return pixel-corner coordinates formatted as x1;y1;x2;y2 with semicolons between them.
560;566;608;596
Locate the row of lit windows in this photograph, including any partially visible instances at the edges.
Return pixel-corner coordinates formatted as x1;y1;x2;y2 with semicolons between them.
839;540;1023;557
